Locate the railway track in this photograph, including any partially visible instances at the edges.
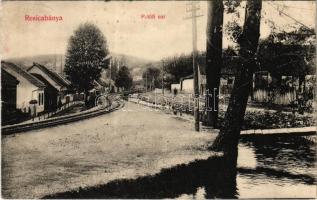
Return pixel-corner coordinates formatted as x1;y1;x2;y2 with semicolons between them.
2;96;124;136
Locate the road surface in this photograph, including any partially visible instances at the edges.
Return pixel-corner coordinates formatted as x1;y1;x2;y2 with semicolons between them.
2;101;217;198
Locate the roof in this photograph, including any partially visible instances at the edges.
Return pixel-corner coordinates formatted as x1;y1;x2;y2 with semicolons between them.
181;74;194;81
56;73;71;85
1;61;45;88
28;62;70;88
1;69;20;85
31;73;58;92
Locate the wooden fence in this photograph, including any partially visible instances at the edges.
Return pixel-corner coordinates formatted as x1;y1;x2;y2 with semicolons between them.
253;89;297;105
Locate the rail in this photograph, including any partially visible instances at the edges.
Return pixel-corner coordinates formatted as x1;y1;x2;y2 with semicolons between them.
2;96;124;135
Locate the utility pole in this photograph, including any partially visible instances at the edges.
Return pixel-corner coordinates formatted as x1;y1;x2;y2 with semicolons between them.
54;54;57;72
60;55;63;76
185;1;203;132
145;72;148;93
109;57;112;80
162;60;164;95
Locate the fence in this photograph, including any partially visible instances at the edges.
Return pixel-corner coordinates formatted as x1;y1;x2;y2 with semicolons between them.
253;89;297;105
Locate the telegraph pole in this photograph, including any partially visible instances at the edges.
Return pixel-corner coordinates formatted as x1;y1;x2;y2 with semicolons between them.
185;1;203;132
60;55;63;75
162;60;164;95
145;72;148;93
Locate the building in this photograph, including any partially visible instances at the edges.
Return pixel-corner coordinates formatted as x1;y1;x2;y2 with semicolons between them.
180;63;206;95
28;62;71;106
31;73;59;111
171;83;180;92
100;68;118;93
179;53;235;96
2;61;46;115
1;69;19;121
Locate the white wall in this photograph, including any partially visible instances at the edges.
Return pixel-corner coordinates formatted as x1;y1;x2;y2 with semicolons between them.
16;78;44;114
182;79;194;93
171;84;180;91
4;68;45;114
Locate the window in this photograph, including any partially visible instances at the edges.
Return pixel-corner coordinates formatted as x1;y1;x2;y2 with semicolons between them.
38;93;44;105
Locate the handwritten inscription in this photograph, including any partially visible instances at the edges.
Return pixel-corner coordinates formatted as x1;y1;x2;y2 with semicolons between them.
141;14;166;20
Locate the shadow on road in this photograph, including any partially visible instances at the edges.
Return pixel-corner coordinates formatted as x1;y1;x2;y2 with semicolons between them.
43;155;239;199
43;137;316;199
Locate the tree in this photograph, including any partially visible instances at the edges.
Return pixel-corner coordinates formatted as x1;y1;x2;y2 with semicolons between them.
116;66;133;91
163;54;193;84
64;22;109;103
142;66;161;91
212;0;263;152
257;26;316;90
205;0;224;127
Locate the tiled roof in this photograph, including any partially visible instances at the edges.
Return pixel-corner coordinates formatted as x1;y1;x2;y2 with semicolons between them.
1;61;45;88
56;73;71;85
28;63;70;88
31;73;58;92
181;74;194;80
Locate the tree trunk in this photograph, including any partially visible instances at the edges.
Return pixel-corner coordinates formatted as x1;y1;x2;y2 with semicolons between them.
205;0;224;128
212;0;262;153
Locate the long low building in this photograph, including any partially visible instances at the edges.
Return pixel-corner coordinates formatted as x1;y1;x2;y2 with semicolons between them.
2;61;46;116
1;69;20;124
28;62;71;104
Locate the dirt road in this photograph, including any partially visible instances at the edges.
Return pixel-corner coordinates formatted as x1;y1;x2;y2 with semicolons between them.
2;101;217;198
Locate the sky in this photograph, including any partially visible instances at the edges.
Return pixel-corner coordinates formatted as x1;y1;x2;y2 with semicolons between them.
1;1;315;61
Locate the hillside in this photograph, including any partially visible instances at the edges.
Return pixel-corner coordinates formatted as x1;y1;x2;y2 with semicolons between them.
5;53;158;79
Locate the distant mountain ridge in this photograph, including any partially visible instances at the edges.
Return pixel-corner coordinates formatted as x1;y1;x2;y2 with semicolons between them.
4;53;157;79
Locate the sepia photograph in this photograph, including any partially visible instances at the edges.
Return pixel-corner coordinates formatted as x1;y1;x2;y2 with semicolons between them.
0;0;316;199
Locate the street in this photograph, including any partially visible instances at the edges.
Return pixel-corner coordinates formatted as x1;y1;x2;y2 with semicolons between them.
2;101;217;198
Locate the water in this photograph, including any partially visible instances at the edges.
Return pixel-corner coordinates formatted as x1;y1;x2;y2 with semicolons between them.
45;135;316;199
237;136;316;198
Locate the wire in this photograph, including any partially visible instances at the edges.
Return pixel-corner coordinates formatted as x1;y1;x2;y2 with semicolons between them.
267;2;315;33
270;2;314;11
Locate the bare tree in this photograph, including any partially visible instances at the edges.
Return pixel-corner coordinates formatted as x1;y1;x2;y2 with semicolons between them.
212;0;263;152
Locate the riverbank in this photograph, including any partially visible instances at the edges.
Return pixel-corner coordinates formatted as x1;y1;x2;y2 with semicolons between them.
129;97;316;139
133;93;316;130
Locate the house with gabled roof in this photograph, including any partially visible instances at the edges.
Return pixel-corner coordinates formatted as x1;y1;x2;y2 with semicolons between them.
31;73;59;112
1;61;46;115
1;69;19;117
28;62;71;106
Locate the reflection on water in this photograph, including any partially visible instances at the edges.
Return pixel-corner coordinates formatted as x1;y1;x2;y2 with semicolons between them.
45;136;316;199
237;136;316;198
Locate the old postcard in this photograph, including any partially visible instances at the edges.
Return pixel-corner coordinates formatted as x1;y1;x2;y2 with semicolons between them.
1;0;316;199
